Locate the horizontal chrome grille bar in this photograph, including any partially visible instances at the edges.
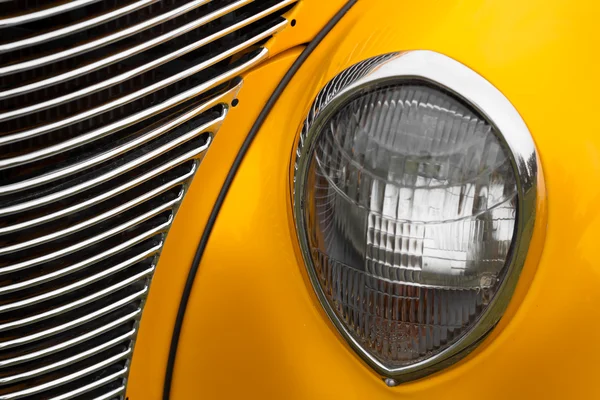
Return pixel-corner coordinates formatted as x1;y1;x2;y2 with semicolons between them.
0;349;131;399
0;0;293;120
0;268;154;332
0;198;178;275
0;0;158;53
0;161;196;235
0;224;170;297
0;84;237;216
0;289;147;350
93;387;127;400
0;0;104;28
0;28;276;146
0;182;180;253
0;329;135;384
0;310;140;368
0;143;202;216
0;0;250;100
0;62;248;167
0;102;225;195
0;252;158;316
0;0;213;76
49;369;128;400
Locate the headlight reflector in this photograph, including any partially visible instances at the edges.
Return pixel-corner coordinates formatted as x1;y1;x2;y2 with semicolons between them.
293;51;539;381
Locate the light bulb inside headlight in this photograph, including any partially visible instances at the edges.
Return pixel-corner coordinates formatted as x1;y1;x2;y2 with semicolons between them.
293;52;539;380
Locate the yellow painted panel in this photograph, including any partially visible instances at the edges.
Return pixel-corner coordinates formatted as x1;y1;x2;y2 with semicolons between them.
126;48;303;400
171;0;599;398
127;1;349;397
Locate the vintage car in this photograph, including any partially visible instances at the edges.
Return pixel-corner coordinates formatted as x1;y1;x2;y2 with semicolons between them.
0;0;597;398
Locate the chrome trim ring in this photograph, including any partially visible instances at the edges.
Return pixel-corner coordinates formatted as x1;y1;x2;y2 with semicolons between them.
292;50;541;382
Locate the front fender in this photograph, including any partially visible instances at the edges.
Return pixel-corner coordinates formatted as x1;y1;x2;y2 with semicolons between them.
139;0;600;398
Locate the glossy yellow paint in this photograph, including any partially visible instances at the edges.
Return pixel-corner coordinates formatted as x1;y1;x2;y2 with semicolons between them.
125;49;303;400
134;0;600;398
126;1;349;398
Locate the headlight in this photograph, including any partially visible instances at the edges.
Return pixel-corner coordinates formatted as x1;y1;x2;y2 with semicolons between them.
293;51;539;383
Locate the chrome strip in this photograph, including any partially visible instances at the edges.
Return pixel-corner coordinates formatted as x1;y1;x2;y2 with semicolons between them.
0;228;165;296
0;0;213;76
0;0;251;98
92;387;126;400
0;268;154;331
0;251;158;315
0;161;196;235
0;83;240;216
0;310;140;368
0;349;131;399
0;0;294;120
0;329;135;384
0;0;158;53
0;137;206;217
0;0;104;28
0;104;224;195
0;26;277;146
0;180;181;253
0;289;146;350
0;56;249;167
48;369;128;400
0;197;178;275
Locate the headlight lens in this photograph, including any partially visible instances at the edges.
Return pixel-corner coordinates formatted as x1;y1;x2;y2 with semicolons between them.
293;51;539;381
307;84;516;366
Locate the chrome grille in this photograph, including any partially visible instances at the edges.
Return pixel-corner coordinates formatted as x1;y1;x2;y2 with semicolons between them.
0;0;294;398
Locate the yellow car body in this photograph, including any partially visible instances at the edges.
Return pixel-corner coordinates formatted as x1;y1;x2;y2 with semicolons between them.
123;0;600;398
3;0;594;398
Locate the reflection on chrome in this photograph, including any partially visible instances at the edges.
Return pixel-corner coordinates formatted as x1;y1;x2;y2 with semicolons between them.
293;51;540;380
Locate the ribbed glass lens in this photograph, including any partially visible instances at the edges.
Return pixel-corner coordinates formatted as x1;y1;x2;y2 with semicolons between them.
301;85;517;368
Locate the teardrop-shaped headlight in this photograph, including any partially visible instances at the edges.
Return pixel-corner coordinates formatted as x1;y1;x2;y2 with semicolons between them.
293;51;540;382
